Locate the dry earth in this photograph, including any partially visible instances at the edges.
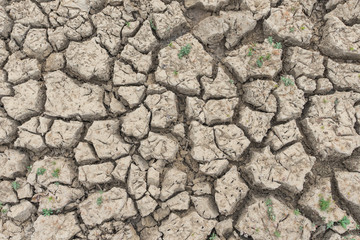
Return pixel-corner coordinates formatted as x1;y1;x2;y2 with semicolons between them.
1;0;360;239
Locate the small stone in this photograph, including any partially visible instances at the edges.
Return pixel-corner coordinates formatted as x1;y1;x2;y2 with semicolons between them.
192;182;213;195
113;61;146;86
296;76;317;93
0;150;29;179
127;163;147;199
0;181;18;204
193;16;229;45
160;168;187;201
166;191;190;211
44;53;65;72
136;194;158;217
129;20;158;53
121;44;152;73
74;142;98;165
139;132;179;161
121;105;150;139
215;166;249;216
8;200;36;223
199;160;229;177
184;0;230;11
327;59;360;92
316;78;333;94
79;162;114;186
147;167;160;187
0;118;18;145
118;85;146;108
23;28;52;60
45;120;84;149
112;156;132;183
191;195;219;219
266;120;303;151
216;219;233;238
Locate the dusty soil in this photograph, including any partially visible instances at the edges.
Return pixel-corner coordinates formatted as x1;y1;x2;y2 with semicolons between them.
1;0;360;239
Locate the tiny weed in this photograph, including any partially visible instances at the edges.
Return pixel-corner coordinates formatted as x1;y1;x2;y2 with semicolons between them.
326;221;334;229
96;196;103;206
54;181;60;186
321;126;325;130
178;44;192;59
209;232;217;240
42;208;53;216
274;42;282;49
319;197;331;211
52;161;56;165
268;36;273;45
294;209;301;216
256;57;263;68
11;181;20;190
168;41;173;47
27;165;32;173
358;74;360;79
173;70;178;75
299;226;303;231
300;26;305;30
52;168;60;178
289;27;295;32
339;216;350;229
1;209;7;214
265;53;271;60
334;98;339;105
265;198;276;221
350;47;355;51
36;168;46;175
149;20;156;30
229;79;234;84
48;196;53;202
356;224;360;230
247;48;254;56
274;230;281;237
126;22;130;27
323;98;327;103
281;76;294;86
0;202;2;208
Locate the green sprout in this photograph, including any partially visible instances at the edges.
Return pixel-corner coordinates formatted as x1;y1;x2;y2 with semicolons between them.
168;41;173;47
54;182;60;186
126;22;130;27
274;42;282;49
229;79;234;84
265;198;276;221
294;209;301;216
326;221;334;229
339;216;350;229
149;20;156;30
280;76;294;86
350;47;355;51
319;197;331;211
42;208;53;216
334;98;339;105
48;196;53;202
36;168;46;175
209;232;217;240
265;53;271;60
27;165;32;173
256;56;264;68
268;36;273;45
289;27;295;32
1;209;7;214
178;44;192;59
173;70;178;75
300;26;305;30
323;98;327;104
247;48;254;56
96;196;103;206
11;181;20;190
52;168;60;178
274;230;281;237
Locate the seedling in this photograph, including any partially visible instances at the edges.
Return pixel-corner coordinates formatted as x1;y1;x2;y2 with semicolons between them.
339;216;350;229
209;232;217;240
1;209;7;214
274;42;282;49
52;168;60;178
274;230;281;237
265;53;271;60
36;168;46;175
300;26;305;30
42;208;53;216
96;196;103;206
229;79;234;84
256;56;264;68
356;224;360;230
126;22;130;27
281;76;294;86
168;41;173;47
54;182;60;186
319;197;330;211
326;221;334;229
173;70;178;75
11;181;20;190
247;48;254;56
323;98;327;104
265;198;276;221
48;196;54;202
334;98;339;105
358;74;360;79
149;20;156;30
268;36;273;45
350;47;355;51
52;161;56;165
178;44;192;59
27;165;32;173
294;209;301;216
299;226;303;231
289;27;295;32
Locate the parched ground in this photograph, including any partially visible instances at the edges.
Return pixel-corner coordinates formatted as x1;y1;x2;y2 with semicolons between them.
1;0;360;239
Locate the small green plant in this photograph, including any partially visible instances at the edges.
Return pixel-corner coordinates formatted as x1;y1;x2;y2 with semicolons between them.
54;181;60;186
300;26;305;30
265;53;271;60
1;208;7;214
326;221;334;229
208;232;217;240
274;42;282;49
274;230;281;237
356;224;360;230
289;27;295;32
294;209;301;216
52;161;56;165
323;98;327;103
149;20;156;30
11;181;20;190
268;36;273;45
126;22;130;27
173;70;178;75
358;74;360;79
339;216;350;229
52;168;60;178
299;226;303;231
319;197;331;211
36;168;46;175
42;208;53;216
247;48;254;56
265;198;276;221
229;79;234;84
334;98;339;105
96;196;103;206
27;165;32;173
178;44;192;59
168;41;173;47
256;56;264;68
281;76;294;86
48;196;53;202
350;47;355;51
